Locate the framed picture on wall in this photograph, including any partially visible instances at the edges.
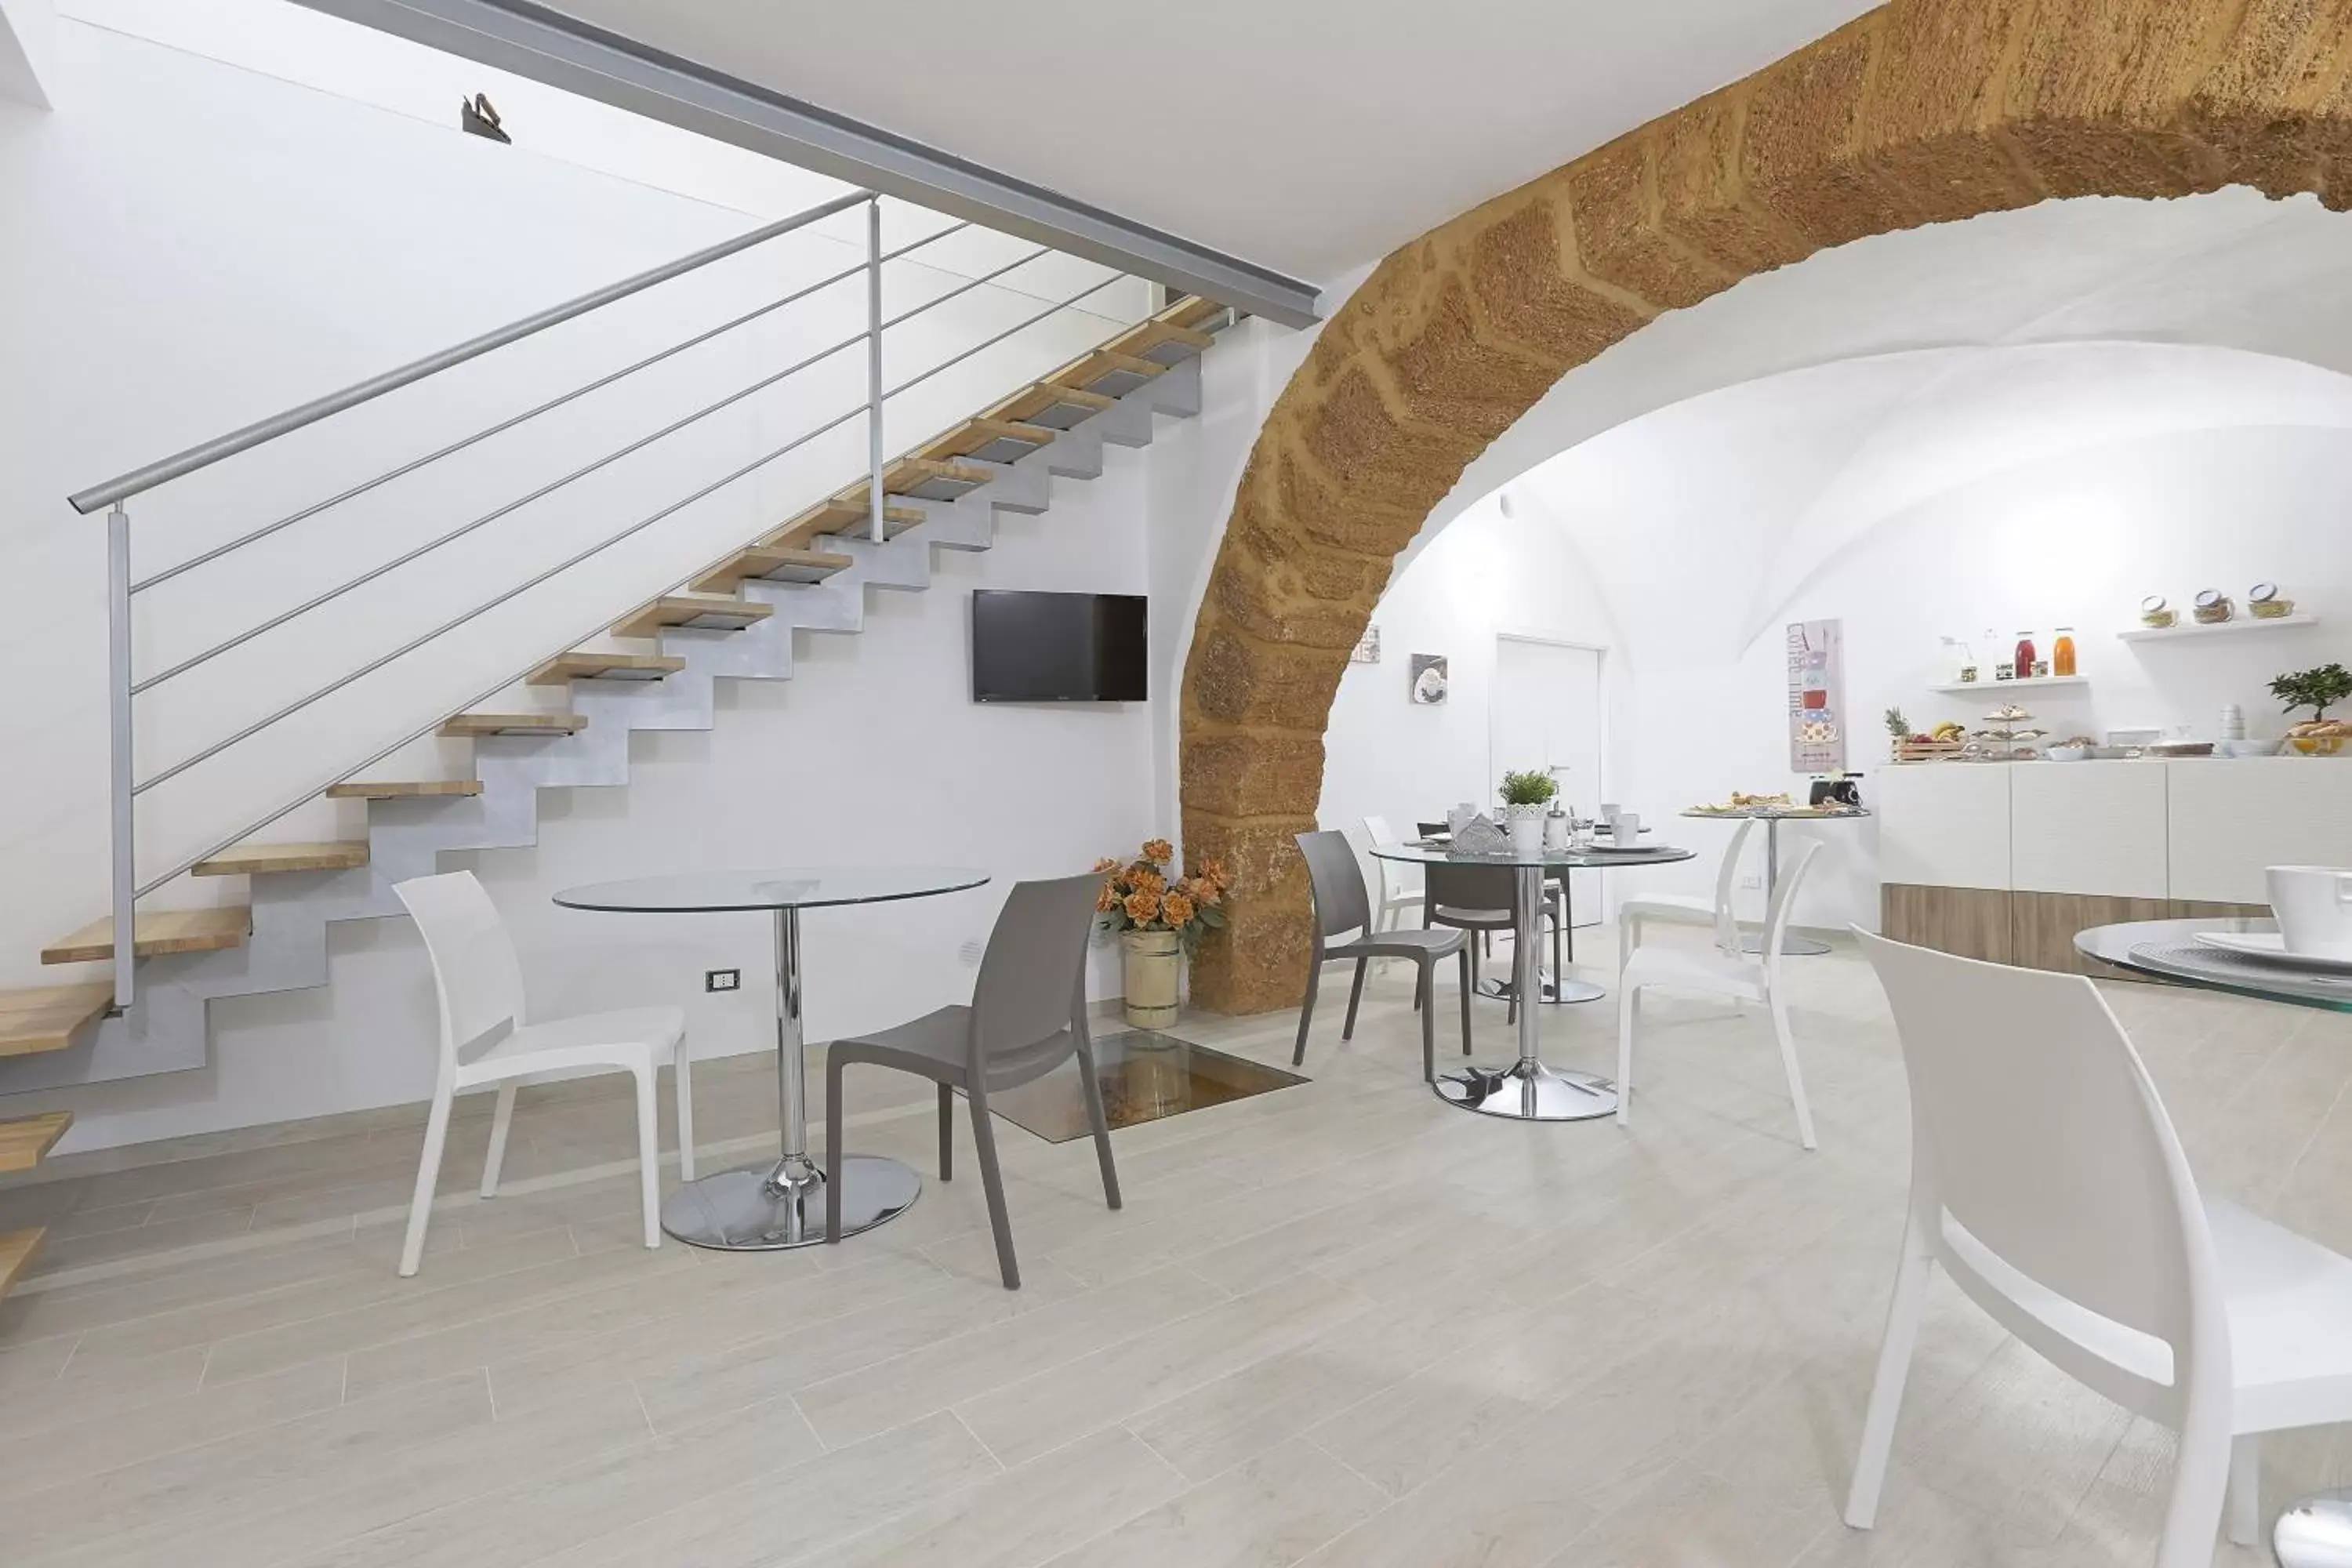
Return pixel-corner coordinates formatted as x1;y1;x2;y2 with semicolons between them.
1352;623;1381;664
1410;653;1449;705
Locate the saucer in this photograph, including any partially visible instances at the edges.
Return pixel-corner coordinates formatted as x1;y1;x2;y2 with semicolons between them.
2194;931;2352;973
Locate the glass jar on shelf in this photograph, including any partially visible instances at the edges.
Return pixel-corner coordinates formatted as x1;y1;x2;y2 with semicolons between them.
2013;631;2038;678
2052;627;2077;677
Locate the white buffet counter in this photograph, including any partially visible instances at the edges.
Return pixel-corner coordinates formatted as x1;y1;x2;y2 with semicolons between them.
1876;757;2352;970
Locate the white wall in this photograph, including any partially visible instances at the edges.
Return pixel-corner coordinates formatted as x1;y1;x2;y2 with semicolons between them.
0;15;1221;1150
0;0;55;106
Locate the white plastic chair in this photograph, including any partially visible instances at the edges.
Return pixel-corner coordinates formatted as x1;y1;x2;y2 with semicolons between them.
1847;931;2352;1563
393;870;691;1277
1617;816;1756;953
1616;837;1820;1149
1361;815;1425;936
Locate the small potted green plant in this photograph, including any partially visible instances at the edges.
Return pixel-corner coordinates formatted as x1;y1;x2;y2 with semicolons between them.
1498;768;1558;856
2270;662;2352;755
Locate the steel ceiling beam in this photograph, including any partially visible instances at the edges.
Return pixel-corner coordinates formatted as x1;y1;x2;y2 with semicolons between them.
289;0;1325;327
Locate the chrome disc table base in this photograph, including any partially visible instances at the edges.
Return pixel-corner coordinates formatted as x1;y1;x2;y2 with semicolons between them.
660;1154;920;1250
1740;933;1830;956
2277;1492;2352;1566
1434;1061;1620;1122
1475;971;1605;1006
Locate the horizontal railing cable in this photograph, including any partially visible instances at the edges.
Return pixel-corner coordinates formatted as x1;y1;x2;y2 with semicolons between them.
132;328;874;696
879;245;1053;332
132;397;874;808
72;190;875;515
131;218;978;593
885;270;1129;400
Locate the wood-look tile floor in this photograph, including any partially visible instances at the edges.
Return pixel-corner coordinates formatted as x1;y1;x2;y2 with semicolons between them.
1;929;2347;1566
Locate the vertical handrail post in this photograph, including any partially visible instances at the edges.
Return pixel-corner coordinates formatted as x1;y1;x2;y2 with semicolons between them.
105;504;136;1009
866;197;887;544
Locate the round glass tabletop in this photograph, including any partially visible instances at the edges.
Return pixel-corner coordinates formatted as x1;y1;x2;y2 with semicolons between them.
2075;916;2352;1013
1678;807;1872;821
1370;842;1695;869
554;866;991;913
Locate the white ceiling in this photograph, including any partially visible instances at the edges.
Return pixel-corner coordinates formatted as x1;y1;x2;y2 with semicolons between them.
534;0;1880;281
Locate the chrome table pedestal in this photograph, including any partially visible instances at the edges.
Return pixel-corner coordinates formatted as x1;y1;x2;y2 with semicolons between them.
2276;1494;2352;1566
1436;864;1618;1122
659;906;920;1250
1474;972;1606;1006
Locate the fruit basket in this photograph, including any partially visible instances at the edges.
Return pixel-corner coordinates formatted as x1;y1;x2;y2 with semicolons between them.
1892;738;1969;764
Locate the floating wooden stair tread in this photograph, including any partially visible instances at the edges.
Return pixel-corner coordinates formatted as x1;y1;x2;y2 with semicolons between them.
918;417;1055;466
1105;318;1215;365
988;380;1115;430
1047;348;1166;397
0;1111;71;1174
1159;295;1229;332
324;779;484;800
771;498;924;543
0;983;114;1058
0;1228;42;1300
612;594;775;639
834;457;993;508
527;652;685;686
42;906;251;966
690;546;855;595
438;713;588;738
193;841;369;877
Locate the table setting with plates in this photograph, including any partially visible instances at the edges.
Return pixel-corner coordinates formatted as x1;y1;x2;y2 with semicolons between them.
2078;863;2352;1564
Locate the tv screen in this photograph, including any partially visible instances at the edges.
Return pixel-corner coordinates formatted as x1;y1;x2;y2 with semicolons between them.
971;590;1147;702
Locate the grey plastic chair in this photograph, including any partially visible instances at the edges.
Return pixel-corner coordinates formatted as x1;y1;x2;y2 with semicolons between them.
1425;862;1566;1026
1293;830;1472;1081
826;873;1118;1290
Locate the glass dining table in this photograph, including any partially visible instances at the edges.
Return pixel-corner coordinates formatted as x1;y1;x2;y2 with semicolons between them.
554;866;989;1252
1370;840;1693;1121
2075;914;2352;1567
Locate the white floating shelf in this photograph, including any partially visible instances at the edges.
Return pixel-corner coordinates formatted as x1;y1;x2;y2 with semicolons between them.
1930;674;2090;694
2117;613;2319;642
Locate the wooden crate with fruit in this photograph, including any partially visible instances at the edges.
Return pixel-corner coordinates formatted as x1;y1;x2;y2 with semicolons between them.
1886;709;1969;763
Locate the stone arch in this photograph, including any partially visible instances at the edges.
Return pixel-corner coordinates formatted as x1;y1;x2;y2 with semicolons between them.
1178;0;2352;1012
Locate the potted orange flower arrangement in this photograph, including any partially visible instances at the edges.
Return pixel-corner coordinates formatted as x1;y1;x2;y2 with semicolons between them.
1094;839;1230;1029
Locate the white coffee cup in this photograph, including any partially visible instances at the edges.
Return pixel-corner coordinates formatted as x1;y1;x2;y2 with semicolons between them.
2267;865;2352;958
1610;811;1641;843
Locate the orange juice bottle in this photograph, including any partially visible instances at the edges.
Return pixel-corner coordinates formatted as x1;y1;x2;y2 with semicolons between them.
2052;628;2077;677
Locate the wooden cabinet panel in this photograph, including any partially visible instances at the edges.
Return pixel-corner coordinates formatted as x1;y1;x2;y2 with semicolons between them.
2168;899;2270;921
2010;763;2169;898
2010;890;2171;978
1882;883;2013;964
1877;767;2011;891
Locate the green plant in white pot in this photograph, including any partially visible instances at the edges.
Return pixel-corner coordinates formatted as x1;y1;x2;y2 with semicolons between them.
1499;769;1558;857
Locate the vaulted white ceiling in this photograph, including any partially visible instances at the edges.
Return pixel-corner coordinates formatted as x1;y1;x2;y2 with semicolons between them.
527;0;1881;280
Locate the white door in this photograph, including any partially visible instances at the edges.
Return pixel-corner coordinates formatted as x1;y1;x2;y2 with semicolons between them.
1489;637;1605;920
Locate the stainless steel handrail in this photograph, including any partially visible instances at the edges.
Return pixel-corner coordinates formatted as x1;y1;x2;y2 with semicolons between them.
131;219;975;594
69;189;873;514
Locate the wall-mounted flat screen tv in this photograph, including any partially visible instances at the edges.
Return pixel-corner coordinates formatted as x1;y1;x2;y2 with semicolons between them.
971;590;1148;702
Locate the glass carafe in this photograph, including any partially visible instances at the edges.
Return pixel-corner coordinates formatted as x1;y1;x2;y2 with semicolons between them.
2052;627;2076;677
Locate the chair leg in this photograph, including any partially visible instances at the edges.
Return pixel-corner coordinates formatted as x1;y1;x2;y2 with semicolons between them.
1420;961;1436;1083
673;1046;696;1183
399;1087;456;1278
825;1054;848;1244
1844;1210;1934;1529
1769;988;1820;1151
480;1082;517;1198
1457;947;1472;1057
1616;983;1638;1128
1074;1034;1122;1210
938;1083;954;1181
2160;1395;2234;1568
967;1087;1020;1289
632;1066;661;1250
1292;961;1321;1067
2228;1435;2262;1548
1552;902;1564;989
1342;957;1369;1040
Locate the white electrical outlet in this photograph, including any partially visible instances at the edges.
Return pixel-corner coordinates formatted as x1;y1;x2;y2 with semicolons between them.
704;968;742;993
1740;874;1765;891
958;940;984;966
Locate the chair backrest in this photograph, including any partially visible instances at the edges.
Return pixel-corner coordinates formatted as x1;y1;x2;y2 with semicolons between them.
1857;931;2222;1367
1361;815;1422;898
394;870;528;1065
1757;837;1820;965
1425;862;1515;924
1296;829;1372;940
971;873;1101;1063
1708;817;1758;949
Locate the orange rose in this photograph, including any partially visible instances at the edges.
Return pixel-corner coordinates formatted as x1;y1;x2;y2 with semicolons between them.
1092;857;1121;874
1162;892;1195;928
1095;880;1120;913
1129;867;1166;897
1188;876;1221;907
1142;838;1174;865
1123;890;1160;924
1199;858;1230;889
